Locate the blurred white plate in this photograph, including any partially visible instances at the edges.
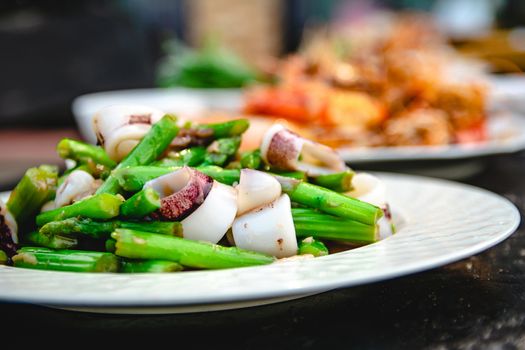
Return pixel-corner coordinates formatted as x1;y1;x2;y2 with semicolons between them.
0;173;519;314
72;88;243;144
339;112;525;164
488;74;525;115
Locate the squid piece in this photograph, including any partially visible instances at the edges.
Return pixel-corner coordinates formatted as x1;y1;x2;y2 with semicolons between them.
144;167;213;221
232;194;298;258
0;199;18;258
235;169;281;215
54;170;98;209
260;124;346;176
346;172;394;239
144;167;237;244
92;104;165;162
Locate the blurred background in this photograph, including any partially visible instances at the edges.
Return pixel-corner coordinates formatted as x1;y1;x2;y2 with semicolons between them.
1;0;525;188
2;0;525;127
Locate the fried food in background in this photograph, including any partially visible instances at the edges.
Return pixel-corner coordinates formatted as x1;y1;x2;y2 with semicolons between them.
243;12;489;148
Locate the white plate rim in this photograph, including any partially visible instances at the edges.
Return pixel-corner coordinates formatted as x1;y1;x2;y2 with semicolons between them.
0;172;520;310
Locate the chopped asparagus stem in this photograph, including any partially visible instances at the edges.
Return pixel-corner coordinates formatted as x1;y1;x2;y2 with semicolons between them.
96;114;180;194
105;238;116;253
202;137;241;166
25;231;78;249
40;218;182;238
112;229;275;269
277;176;382;225
298;237;329;257
7;165;58;225
0;250;7;265
196;119;249;139
153;146;206;167
120;188;160;219
292;208;379;244
12;247;120;272
310;170;355;193
57;138;116;169
240;149;262;169
36;193;123;227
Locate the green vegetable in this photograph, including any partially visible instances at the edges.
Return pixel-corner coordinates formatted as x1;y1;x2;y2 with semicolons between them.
197;119;250;139
120;188;161;219
310;170;354;193
277;176;382;225
292;208;378;244
202;137;241;166
153;146;206;167
112;229;275;269
96;114;179;194
0;250;7;265
156;40;257;88
240;149;262;169
40;218;182;239
7;165;58;225
298;237;329;257
12;247;120;272
57;138;116;169
25;231;78;249
35;193;123;227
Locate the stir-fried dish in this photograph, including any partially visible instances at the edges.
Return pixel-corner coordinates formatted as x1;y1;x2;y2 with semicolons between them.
243;12;489;148
0;105;393;273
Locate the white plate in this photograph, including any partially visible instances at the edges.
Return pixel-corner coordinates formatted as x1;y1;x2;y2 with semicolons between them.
339;112;525;163
0;173;519;314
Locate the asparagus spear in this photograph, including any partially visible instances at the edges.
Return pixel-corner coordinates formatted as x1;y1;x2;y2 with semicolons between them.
309;170;354;193
202;137;241;166
113;166;173;192
153;146;206;167
121;259;183;273
96;114;180;194
298;237;329;257
112;229;275;269
120;188;160;219
40;217;182;238
277;176;382;225
25;231;78;249
113;165;241;190
35;193;123;227
240;149;262;169
197;166;241;185
292;208;379;244
0;250;7;265
270;170;307;181
105;238;116;253
7;165;58;225
196;119;249;139
12;247;120;272
57;138;116;169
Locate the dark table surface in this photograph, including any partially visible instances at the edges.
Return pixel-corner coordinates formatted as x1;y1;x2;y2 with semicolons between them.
1;130;524;348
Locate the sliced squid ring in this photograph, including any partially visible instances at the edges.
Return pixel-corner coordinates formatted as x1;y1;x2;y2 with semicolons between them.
0;199;18;257
92;104;165;161
236;169;281;215
181;181;238;244
232;194;298;258
260;124;346;176
54;170;97;208
144;166;213;221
